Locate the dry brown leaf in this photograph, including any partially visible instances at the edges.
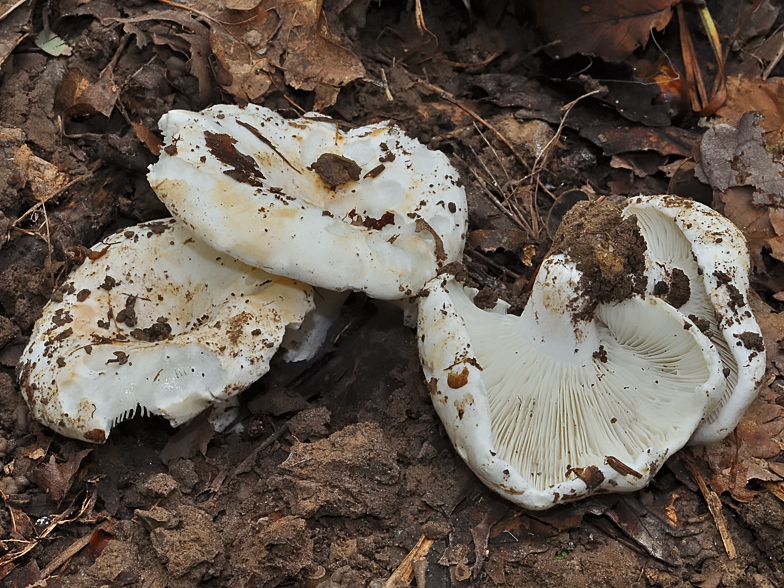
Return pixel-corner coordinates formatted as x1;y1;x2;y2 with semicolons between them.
715;75;784;146
28;448;92;503
0;0;32;68
12;145;69;202
518;0;679;61
736;401;784;460
180;0;363;109
54;67;120;118
210;25;274;103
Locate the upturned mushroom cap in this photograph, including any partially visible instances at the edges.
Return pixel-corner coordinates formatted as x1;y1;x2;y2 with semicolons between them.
623;195;766;445
417;256;724;509
147;105;467;299
17;219;314;443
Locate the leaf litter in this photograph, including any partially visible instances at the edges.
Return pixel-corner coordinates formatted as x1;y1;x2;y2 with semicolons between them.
1;0;784;587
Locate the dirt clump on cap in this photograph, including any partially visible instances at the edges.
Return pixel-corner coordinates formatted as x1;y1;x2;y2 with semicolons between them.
550;200;648;320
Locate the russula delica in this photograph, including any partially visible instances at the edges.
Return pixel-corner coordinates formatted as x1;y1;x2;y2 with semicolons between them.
418;202;725;509
17;219;314;443
623;195;766;445
147;105;468;299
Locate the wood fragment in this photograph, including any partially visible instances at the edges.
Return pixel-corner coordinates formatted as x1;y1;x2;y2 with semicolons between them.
762;480;784;504
385;534;434;588
41;520;116;578
683;458;736;560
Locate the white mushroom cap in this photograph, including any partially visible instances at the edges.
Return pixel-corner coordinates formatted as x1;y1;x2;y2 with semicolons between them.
623;195;766;445
17;219;314;443
147;105;468;299
417;255;724;509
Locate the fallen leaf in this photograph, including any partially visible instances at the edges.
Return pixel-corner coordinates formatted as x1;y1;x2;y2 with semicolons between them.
12;144;69;201
88;528;114;560
715;75;784;146
34;28;72;56
55;67;120;118
467;229;528;254
28;448;92;502
696;111;784;206
518;0;679;61
0;0;33;69
580;124;699;157
159;411;214;465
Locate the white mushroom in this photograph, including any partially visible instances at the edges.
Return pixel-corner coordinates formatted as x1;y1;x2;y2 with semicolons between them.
623;195;766;445
17;219;314;443
418;257;724;509
147;105;467;299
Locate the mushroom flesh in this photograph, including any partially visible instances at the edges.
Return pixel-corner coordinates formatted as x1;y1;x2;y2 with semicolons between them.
623;195;766;445
147;105;468;299
417;201;725;509
17;219;314;443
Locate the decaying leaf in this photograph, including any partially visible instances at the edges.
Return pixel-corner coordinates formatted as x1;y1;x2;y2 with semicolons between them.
28;448;92;502
34;28;72;56
55;67;120;118
518;0;679;61
155;0;364;109
715;75;784;146
0;0;33;68
467;229;528;253
696;111;784;206
12;144;69;202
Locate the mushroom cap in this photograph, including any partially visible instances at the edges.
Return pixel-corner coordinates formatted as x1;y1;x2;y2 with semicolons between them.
147;105;467;299
417;255;724;509
17;219;314;443
623;195;766;445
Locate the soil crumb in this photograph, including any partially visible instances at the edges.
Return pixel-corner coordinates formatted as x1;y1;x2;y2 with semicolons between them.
665;267;691;308
550;200;647;318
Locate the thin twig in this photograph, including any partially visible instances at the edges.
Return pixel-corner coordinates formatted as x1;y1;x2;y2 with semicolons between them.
682;456;736;560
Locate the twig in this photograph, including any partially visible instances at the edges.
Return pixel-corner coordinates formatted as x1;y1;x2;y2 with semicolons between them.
385;534;434;588
41;520;116;578
682;457;736;560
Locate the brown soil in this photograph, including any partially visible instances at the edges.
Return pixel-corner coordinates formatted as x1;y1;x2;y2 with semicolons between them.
0;2;783;588
550;200;648;319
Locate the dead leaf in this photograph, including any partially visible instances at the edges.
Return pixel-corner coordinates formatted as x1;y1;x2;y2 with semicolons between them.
210;25;274;102
159;411;214;465
161;0;364;109
696;111;784;206
736;401;784;459
88;527;114;560
28;448;92;502
55;67;120;118
12;144;69;201
278;3;365;110
715;75;784;146
467;229;528;254
580;124;699;157
518;0;679;61
749;294;784;371
128;119;161;156
0;0;32;69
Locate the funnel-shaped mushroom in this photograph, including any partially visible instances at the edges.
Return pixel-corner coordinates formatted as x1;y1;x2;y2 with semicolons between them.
147;105;467;299
623;195;765;445
418;256;724;509
17;219;314;443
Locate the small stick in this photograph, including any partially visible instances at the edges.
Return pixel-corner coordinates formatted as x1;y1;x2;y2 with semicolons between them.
41;520;116;578
385;534;434;588
683;458;736;559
